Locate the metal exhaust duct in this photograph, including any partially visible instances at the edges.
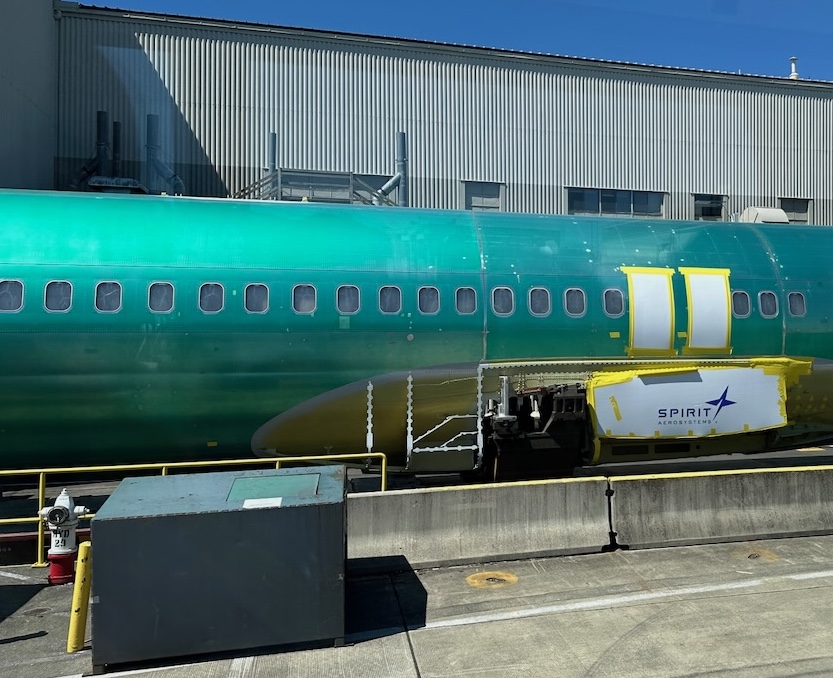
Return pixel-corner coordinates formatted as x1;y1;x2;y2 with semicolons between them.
395;131;408;207
376;132;409;206
95;110;109;178
268;131;278;199
112;121;122;178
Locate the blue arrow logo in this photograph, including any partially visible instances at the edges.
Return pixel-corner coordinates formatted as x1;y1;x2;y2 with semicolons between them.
706;386;736;419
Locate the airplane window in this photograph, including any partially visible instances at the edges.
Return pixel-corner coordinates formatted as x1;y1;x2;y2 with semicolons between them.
418;286;440;314
564;288;586;317
456;287;477;314
245;284;269;313
95;281;122;313
199;283;224;313
732;291;750;318
529;287;551;316
148;282;174;313
788;292;806;317
45;281;72;312
293;284;317;314
0;280;23;312
759;291;778;318
491;287;514;316
379;286;401;314
337;285;360;314
603;288;624;317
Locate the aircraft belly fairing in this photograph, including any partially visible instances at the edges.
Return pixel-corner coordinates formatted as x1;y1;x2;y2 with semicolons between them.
252;356;821;475
251;364;483;472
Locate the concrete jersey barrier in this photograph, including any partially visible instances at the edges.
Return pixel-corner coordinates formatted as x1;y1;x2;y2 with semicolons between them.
347;476;611;570
611;466;833;549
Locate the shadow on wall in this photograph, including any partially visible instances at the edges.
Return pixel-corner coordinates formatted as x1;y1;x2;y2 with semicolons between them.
55;19;228;197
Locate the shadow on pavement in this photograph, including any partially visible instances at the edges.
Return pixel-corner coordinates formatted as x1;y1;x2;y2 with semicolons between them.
0;583;48;625
346;555;428;641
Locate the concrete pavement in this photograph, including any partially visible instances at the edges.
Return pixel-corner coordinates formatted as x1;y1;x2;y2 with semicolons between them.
5;534;833;677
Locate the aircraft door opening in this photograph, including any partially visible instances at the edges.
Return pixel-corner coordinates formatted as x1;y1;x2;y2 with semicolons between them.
621;267;675;355
621;266;733;357
678;267;732;354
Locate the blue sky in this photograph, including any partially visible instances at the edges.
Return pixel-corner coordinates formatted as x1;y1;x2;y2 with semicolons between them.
100;0;833;80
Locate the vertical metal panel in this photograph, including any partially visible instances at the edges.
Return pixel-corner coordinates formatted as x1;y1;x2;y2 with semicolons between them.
56;8;833;222
0;1;57;189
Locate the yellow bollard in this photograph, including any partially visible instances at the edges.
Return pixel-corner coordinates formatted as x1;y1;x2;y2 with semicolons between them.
67;541;92;653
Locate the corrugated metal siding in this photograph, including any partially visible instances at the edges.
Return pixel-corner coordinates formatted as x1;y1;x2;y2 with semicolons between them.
56;9;833;221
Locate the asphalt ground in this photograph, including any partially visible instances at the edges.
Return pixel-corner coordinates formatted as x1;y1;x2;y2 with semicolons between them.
4;533;833;677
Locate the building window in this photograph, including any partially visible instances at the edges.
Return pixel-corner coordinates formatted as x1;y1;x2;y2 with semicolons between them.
0;280;23;312
564;288;586;317
95;282;122;313
337;285;360;314
568;188;664;217
603;288;624;318
418;286;440;314
759;291;778;318
779;198;812;224
491;287;514;316
694;194;725;221
601;190;631;215
456;287;477;314
632;191;664;216
732;291;751;318
245;284;269;314
379;286;401;314
528;287;550;316
463;181;503;211
149;282;174;313
567;188;600;214
199;283;224;313
292;284;316;314
568;188;599;214
788;292;806;317
45;281;72;312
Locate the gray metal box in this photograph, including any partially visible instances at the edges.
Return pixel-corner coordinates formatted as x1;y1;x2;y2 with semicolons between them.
90;466;345;671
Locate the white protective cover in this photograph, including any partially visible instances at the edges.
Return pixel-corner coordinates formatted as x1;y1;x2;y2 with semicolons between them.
591;367;785;438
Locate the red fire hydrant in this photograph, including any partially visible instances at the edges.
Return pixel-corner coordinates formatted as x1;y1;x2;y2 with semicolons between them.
39;489;88;585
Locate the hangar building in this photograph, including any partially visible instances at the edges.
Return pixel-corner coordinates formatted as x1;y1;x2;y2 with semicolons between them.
4;1;832;223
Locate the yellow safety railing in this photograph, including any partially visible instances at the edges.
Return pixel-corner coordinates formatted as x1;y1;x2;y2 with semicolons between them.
0;452;387;567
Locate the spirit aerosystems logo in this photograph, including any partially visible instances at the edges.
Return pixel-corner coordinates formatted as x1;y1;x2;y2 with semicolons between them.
656;386;736;426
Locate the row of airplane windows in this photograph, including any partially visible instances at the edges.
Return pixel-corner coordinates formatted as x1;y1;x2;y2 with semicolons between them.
0;279;807;320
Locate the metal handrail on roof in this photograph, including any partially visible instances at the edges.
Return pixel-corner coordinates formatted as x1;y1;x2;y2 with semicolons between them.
233;170;396;205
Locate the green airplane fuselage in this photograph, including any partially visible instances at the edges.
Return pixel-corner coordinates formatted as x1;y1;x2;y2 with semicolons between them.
1;189;831;470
